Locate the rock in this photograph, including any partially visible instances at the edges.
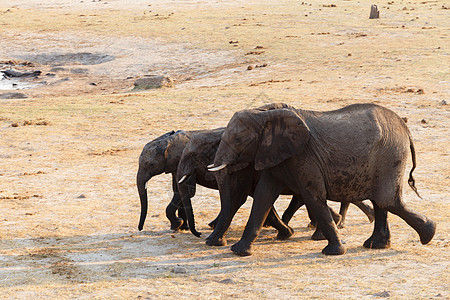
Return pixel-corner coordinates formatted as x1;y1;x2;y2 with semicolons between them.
134;75;173;89
401;117;408;123
171;266;187;274
372;290;391;298
369;4;380;19
70;68;89;74
1;69;41;78
219;278;235;284
0;92;27;99
247;65;253;70
440;100;447;105
421;119;427;124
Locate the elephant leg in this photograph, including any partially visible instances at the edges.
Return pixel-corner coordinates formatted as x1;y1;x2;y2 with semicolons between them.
205;200;243;246
337;202;350;228
231;173;283;256
166;177;184;231
281;195;304;224
303;194;345;255
363;201;390;249
208;213;220;229
265;207;294;240
177;205;188;231
354;201;375;223
310;206;340;240
206;184;248;247
386;198;436;245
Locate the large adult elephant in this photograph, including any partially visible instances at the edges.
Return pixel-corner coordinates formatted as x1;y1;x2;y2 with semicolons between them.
208;103;436;256
177;104;374;241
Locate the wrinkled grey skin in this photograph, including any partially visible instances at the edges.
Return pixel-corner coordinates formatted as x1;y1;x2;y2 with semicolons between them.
137;130;200;231
209;103;436;256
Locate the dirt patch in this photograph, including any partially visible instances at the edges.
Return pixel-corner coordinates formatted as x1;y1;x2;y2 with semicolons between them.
18;52;115;66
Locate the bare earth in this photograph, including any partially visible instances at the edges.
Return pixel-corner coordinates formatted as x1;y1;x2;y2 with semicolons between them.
0;0;449;298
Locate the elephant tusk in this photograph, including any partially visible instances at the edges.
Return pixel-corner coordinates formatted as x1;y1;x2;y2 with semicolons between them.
178;175;187;184
207;164;215;169
208;164;227;172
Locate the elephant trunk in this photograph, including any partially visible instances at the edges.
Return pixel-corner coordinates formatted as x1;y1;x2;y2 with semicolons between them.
137;167;151;231
178;174;201;237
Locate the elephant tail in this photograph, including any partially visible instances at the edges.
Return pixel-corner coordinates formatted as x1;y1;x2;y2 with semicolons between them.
408;135;422;199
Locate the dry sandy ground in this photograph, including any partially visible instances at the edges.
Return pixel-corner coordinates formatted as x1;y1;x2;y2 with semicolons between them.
0;0;449;299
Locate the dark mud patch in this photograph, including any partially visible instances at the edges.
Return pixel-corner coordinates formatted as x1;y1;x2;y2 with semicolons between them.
16;52;115;66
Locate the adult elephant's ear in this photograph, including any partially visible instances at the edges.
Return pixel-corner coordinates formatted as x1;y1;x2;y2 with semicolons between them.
254;109;310;171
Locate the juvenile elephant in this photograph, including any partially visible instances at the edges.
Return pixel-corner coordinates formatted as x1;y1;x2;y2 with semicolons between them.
137;129;202;231
208;103;436;256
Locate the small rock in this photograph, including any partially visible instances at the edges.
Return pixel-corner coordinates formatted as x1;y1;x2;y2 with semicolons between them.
70;68;88;74
50;67;66;72
421;119;427;124
171;266;187;274
440;100;447;105
372;290;391;298
219;278;235;284
416;88;424;94
134;75;173;89
77;194;86;198
401;117;408;123
0;92;27;99
247;65;253;70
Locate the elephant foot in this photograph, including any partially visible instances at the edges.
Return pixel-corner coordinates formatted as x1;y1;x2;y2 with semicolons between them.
311;228;326;241
231;241;252;256
208;220;217;229
180;222;189;231
322;242;346;255
337;221;345;229
169;217;184;231
419;219;436;245
205;236;227;247
363;235;391;249
276;226;294;240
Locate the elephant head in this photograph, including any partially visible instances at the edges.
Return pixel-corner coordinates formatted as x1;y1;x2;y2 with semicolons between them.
175;128;224;237
210;107;311;173
137;130;191;231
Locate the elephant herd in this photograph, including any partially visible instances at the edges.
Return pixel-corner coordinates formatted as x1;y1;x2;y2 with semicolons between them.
137;103;436;256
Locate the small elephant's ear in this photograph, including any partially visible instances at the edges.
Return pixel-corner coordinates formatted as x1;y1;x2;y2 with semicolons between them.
254;109;310;171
